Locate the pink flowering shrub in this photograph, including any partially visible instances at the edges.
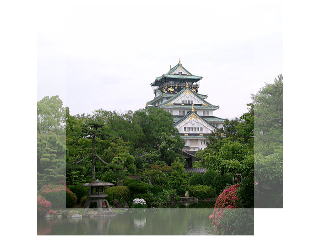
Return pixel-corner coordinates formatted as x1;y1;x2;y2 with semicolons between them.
209;184;239;227
37;195;52;216
40;184;77;208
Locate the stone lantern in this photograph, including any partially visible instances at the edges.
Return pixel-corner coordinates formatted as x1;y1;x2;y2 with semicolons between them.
83;179;114;208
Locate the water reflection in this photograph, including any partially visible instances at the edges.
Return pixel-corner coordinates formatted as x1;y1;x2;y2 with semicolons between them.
38;208;253;235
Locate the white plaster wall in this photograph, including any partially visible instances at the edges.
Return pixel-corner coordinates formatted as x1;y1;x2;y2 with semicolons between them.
177;119;214;134
184;138;208;150
174;93;203;105
172;109;180;115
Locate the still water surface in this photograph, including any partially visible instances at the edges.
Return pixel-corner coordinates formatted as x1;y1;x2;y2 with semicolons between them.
38;208;216;235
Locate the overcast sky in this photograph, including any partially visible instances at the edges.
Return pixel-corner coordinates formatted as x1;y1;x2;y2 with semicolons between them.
38;0;282;119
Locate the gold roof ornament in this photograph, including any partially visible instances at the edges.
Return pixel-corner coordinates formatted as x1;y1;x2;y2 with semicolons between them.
191;103;195;112
189;114;198;120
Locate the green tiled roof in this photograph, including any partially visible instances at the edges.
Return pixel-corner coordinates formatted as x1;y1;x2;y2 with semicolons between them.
146;93;175;106
155;74;202;81
203;116;226;122
173;116;183;122
158;88;218;109
167;62;192;75
173;116;224;124
151;62;202;86
197;93;208;99
173;111;225;127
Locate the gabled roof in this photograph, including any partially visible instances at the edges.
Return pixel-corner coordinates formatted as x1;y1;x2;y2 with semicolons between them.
167;62;192;75
197;93;208;99
146;93;174;106
155;74;202;81
203;116;226;122
158;88;219;109
174;111;216;131
151;61;202;86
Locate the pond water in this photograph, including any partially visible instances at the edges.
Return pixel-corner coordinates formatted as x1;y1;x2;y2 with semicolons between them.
175;201;213;208
38;208;216;235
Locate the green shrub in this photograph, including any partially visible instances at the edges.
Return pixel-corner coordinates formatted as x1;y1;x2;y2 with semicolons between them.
123;178;137;185
79;196;88;207
100;170;125;184
40;185;77;208
134;192;155;207
149;185;162;194
189;173;204;185
201;170;218;186
40;185;67;208
106;186;130;204
237;176;254;208
135;189;179;207
68;185;88;203
188;185;215;200
213;174;234;195
124;179;151;194
66;190;77;208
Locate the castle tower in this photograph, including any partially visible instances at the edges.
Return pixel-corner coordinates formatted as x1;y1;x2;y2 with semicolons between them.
146;61;224;160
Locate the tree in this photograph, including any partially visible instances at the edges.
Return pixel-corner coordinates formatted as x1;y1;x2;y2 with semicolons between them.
37;96;66;189
37;96;65;134
253;75;283;207
132;107;184;165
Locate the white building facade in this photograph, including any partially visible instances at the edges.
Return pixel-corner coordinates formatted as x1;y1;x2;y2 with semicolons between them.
146;61;224;158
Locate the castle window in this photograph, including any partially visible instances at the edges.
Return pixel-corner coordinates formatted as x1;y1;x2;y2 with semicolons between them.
182;100;193;105
203;110;210;116
179;110;185;116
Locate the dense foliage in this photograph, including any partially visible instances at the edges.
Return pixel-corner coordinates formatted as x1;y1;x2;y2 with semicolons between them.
209;184;254;235
37;76;282;210
37;96;66;188
195;104;254;207
188;185;215;200
106;186;131;205
253;75;283;207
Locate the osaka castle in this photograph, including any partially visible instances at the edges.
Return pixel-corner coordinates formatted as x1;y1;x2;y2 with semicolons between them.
146;60;225;165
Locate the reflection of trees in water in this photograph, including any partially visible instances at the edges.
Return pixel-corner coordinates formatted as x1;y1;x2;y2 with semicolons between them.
109;209;214;234
38;209;231;235
133;217;146;228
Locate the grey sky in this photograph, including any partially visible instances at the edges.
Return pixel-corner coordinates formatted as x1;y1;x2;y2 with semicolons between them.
38;0;282;119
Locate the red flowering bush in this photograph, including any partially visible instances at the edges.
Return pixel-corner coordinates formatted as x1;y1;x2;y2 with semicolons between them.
209;184;239;227
40;184;77;208
37;195;52;216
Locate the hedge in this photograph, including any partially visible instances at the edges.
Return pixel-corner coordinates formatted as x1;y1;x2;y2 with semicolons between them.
124;178;151;194
188;185;215;200
106;186;130;204
68;185;89;203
